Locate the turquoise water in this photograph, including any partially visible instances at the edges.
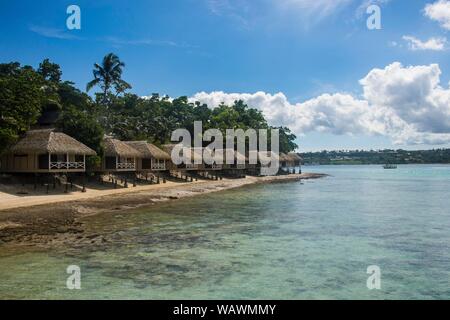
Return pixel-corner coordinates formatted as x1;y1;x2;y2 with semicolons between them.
1;164;450;299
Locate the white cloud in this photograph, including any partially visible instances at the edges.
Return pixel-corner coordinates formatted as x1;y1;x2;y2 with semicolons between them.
29;25;81;40
424;0;450;30
278;0;353;17
190;62;450;145
402;35;447;51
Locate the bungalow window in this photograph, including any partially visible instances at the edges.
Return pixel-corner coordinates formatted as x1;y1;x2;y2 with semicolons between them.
142;158;152;169
105;156;116;170
38;154;49;169
50;154;67;162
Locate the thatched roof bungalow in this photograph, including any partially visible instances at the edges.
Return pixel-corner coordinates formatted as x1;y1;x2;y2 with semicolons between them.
101;137;141;172
280;153;289;168
286;153;302;167
124;141;170;171
0;129;96;173
279;152;302;173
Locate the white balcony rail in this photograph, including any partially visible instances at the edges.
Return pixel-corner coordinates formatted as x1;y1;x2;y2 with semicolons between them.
211;164;222;170
50;162;85;170
151;163;166;170
236;164;246;169
117;162;135;170
186;164;198;169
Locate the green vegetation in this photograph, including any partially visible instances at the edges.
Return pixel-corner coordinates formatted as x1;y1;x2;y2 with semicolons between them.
0;62;46;150
302;149;450;165
0;53;298;156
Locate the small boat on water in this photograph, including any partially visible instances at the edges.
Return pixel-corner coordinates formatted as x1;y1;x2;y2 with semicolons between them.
383;164;397;169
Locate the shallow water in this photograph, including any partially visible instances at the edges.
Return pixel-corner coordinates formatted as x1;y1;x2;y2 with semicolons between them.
1;164;450;299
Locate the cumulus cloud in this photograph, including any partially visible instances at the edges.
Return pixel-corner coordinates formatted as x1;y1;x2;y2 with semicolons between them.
424;0;450;30
190;62;450;145
402;35;447;51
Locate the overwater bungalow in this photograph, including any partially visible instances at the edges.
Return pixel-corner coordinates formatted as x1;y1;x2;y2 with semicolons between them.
0;129;96;173
100;137;141;172
124;141;171;172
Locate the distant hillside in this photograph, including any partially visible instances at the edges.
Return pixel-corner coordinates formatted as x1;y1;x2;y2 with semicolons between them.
301;149;450;165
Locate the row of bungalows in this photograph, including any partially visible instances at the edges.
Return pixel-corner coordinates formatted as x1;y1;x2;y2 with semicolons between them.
0;129;301;177
0;130;171;176
161;145;248;173
98;137;173;175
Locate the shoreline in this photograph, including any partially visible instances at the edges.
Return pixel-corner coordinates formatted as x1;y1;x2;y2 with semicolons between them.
0;173;327;246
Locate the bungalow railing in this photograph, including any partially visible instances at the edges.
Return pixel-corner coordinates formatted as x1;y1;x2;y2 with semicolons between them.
186;163;198;169
50;162;85;170
151;163;166;170
117;162;135;170
211;164;222;170
236;164;246;169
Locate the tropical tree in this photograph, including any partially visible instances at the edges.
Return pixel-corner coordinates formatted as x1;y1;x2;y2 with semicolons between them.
86;53;131;105
38;58;62;83
276;126;298;153
0;62;45;154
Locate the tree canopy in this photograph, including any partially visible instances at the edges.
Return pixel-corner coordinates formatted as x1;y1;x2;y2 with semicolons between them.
0;54;299;156
0;62;46;152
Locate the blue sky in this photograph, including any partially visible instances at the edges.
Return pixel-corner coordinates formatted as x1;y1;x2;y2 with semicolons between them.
1;0;450;151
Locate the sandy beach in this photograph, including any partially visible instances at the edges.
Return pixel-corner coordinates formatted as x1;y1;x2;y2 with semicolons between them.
0;173;326;245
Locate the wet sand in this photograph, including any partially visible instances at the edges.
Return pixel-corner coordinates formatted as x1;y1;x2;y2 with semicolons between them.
0;173;326;245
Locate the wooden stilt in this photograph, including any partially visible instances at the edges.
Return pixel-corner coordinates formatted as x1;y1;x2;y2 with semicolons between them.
82;174;86;193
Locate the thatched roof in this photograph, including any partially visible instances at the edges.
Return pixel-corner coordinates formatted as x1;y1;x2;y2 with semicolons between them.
286;153;302;162
215;149;247;162
235;150;247;161
258;151;280;159
124;141;170;160
9;129;96;156
103;137;141;158
279;153;289;162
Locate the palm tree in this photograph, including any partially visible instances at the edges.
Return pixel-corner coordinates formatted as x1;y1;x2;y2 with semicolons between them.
86;53;131;104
